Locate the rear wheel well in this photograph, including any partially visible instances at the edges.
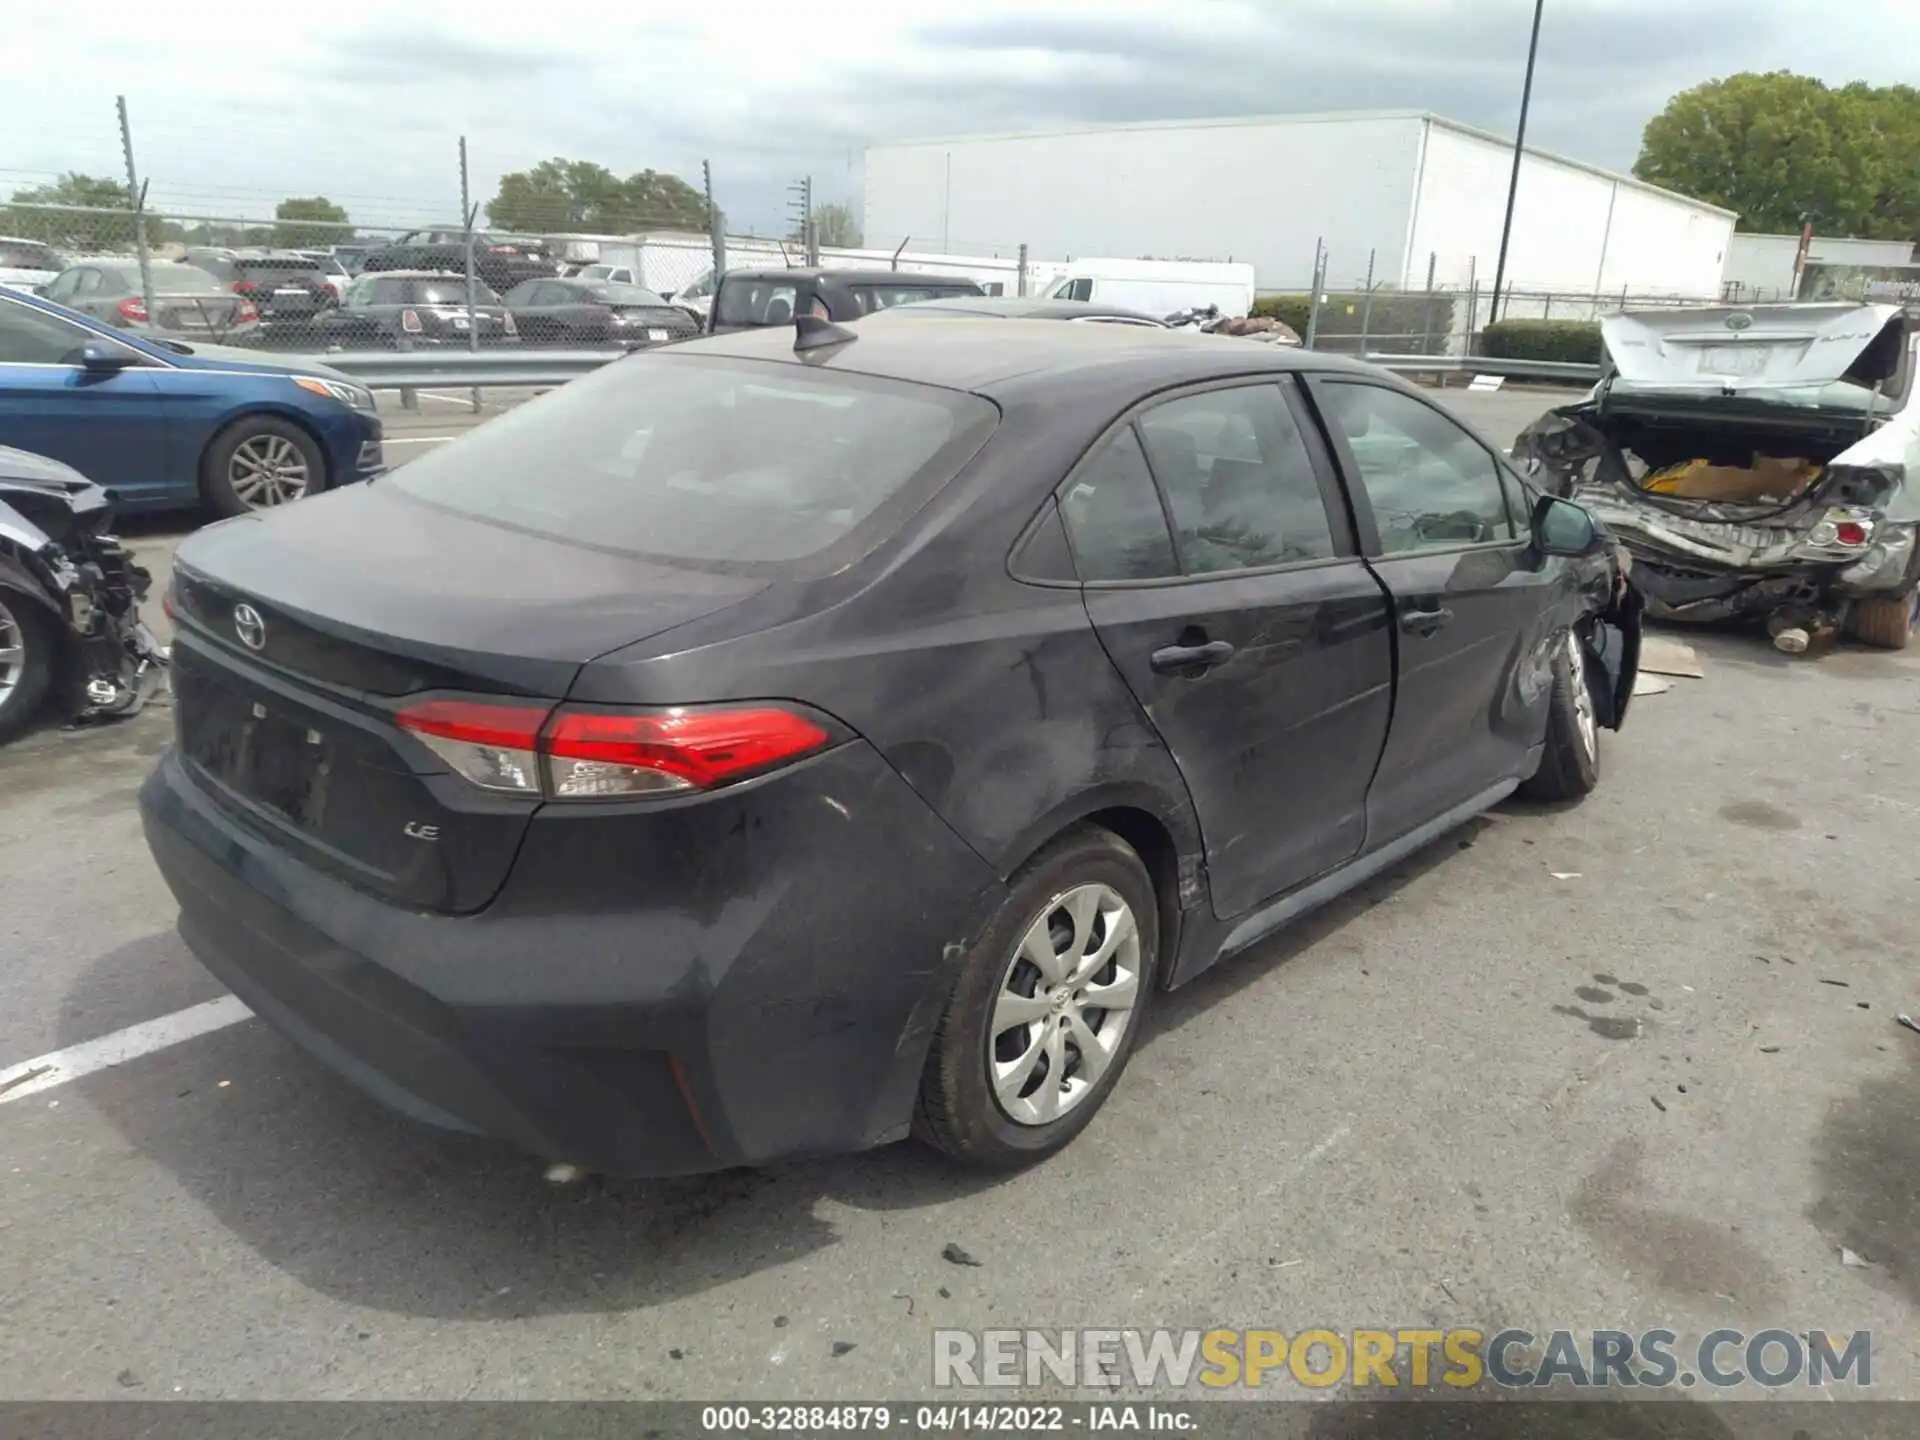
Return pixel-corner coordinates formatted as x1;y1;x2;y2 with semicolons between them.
1082;807;1184;990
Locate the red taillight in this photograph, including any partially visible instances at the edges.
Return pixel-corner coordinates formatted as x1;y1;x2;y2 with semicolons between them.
400;307;422;333
397;699;551;794
234;299;259;324
116;297;148;324
543;706;831;797
395;698;832;800
503;310;518;336
1836;521;1869;546
231;280;258;294
161;587;178;622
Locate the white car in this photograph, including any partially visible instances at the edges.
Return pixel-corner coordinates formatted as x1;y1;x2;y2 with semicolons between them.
0;238;65;294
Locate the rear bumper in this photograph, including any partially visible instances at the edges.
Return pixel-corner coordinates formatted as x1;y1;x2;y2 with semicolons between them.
140;743;1003;1176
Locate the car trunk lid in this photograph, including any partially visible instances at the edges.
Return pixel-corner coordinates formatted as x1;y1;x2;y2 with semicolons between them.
1601;303;1910;404
168;484;768;912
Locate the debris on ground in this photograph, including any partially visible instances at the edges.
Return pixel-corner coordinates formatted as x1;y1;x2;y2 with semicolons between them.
1651;1096;1668;1112
1640;636;1706;679
1897;1014;1920;1038
941;1243;983;1267
937;1287;951;1299
1549;872;1582;881
1841;1248;1871;1269
774;1316;789;1329
1632;674;1675;697
543;1162;587;1184
831;1341;857;1358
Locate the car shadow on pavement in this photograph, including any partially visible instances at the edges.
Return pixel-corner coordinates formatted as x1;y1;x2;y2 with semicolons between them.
53;933;1008;1322
55;809;1491;1322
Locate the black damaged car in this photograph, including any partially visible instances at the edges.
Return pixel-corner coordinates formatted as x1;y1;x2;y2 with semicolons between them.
141;317;1639;1176
0;446;167;741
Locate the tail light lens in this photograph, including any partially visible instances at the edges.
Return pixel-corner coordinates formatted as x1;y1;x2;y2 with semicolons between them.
116;297;148;323
1835;521;1869;547
234;299;259;323
396;698;833;800
503;310;518;336
401;307;423;333
231;280;258;294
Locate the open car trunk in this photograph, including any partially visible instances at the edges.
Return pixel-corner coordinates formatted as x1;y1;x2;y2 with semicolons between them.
1514;304;1920;630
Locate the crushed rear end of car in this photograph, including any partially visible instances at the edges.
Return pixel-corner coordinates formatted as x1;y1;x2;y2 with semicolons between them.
1515;304;1920;650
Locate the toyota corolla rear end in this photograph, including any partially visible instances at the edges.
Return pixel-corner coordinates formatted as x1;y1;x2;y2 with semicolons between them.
1515;304;1920;645
140;345;1005;1174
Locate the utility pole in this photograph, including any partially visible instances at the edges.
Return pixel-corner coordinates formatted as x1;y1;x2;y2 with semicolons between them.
458;136;480;414
1488;0;1545;327
116;96;156;335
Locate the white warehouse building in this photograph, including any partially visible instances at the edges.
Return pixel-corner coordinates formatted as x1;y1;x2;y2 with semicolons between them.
864;110;1737;299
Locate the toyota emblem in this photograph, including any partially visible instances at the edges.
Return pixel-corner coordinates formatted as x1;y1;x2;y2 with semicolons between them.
232;603;266;651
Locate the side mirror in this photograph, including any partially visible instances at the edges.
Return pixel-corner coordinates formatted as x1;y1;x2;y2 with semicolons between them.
33;285;50;297
79;343;136;374
1533;494;1601;557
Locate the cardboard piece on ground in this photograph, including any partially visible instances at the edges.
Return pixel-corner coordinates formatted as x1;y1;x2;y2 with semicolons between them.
1468;374;1506;392
1640;635;1705;679
1632;673;1675;697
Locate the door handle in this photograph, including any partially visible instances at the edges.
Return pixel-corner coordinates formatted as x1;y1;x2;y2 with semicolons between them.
1151;640;1235;674
1400;606;1454;636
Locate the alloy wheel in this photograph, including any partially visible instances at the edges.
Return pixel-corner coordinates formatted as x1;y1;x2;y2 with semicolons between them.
1567;630;1597;762
228;434;311;508
988;882;1142;1126
0;596;23;705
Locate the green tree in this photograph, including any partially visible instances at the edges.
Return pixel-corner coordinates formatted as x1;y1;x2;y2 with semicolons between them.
273;196;351;248
1;172;156;250
1635;72;1918;239
809;201;862;248
486;158;709;234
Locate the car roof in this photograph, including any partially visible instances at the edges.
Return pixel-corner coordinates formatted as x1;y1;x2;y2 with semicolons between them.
876;296;1165;324
720;268;981;285
678;315;1376;399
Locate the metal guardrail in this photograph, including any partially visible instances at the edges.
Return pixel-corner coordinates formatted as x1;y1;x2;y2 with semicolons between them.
299;346;1603;393
305;349;628;390
1362;353;1603;383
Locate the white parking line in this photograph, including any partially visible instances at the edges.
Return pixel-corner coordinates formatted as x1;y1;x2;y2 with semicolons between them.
0;996;253;1106
381;436;458;445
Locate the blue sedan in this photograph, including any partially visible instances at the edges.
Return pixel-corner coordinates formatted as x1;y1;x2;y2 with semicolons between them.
0;287;383;515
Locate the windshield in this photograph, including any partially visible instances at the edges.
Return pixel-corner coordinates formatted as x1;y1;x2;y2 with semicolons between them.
0;241;61;270
391;354;998;570
589;284;670;305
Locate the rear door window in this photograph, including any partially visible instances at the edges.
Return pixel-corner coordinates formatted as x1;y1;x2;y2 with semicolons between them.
1058;429;1179;581
390;355;999;572
1137;385;1341;573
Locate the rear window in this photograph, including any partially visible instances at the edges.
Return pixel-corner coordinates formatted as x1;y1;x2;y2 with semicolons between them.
149;264;224;294
390;354;999;571
236;258;323;282
411;279;499;305
588;283;670;305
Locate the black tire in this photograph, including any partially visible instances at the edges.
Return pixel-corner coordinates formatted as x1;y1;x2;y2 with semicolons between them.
1520;629;1601;802
916;825;1159;1169
0;589;58;743
200;416;329;519
1848;593;1916;651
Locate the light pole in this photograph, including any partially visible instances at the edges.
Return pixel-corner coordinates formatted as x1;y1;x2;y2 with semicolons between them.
1488;0;1545;328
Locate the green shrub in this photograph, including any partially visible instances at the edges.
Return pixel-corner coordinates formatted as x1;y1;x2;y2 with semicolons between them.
1252;292;1457;354
1480;319;1603;365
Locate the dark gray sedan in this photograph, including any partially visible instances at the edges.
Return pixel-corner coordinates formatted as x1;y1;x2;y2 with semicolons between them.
501;277;701;347
38;259;259;343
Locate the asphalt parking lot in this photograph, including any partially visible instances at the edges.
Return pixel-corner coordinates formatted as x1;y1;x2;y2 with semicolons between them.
4;382;1918;1411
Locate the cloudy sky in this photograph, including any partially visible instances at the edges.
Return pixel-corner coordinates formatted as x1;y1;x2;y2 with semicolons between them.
2;0;1913;238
